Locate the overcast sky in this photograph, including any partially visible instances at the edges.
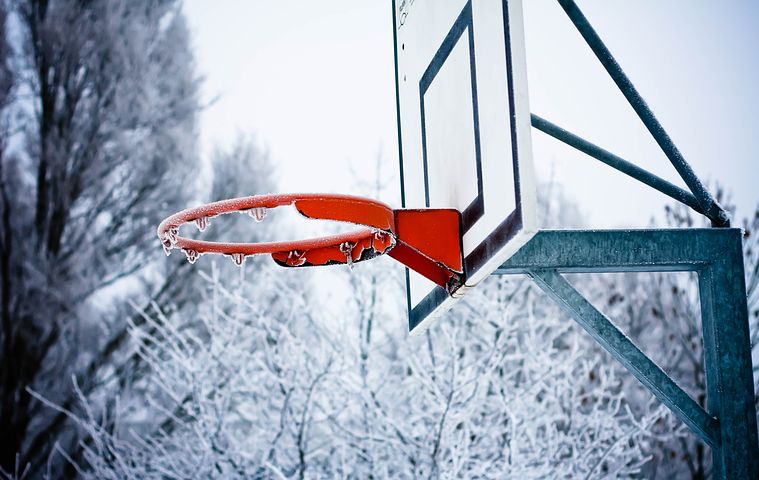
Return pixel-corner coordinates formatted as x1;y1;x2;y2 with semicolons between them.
182;1;758;229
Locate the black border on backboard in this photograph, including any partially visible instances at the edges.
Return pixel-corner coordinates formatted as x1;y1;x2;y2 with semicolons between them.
419;2;484;235
394;0;524;332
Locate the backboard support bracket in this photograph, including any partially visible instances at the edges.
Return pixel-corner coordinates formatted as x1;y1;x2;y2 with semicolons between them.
497;229;758;478
389;209;464;291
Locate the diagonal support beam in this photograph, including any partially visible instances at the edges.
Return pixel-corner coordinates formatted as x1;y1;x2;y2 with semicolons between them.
526;268;721;448
555;0;729;227
530;114;704;215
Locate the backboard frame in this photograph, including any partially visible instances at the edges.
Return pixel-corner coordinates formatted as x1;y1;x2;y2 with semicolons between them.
393;0;537;334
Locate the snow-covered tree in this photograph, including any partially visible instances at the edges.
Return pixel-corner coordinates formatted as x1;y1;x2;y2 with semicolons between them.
51;183;751;479
2;2;753;478
0;0;203;475
52;246;666;478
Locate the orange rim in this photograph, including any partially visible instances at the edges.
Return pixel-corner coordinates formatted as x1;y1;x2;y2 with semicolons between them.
157;193;396;266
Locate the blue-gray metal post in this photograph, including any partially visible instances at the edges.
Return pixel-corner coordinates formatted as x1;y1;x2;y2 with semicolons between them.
697;233;757;479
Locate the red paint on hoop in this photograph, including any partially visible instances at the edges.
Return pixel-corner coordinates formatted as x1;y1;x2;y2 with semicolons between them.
157;193;463;291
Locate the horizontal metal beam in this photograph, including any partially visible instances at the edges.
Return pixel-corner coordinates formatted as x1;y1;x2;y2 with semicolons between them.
556;0;729;227
530;114;704;215
496;229;739;274
527;269;720;448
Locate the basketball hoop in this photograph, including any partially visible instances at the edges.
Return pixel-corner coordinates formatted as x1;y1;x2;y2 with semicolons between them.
157;193;464;292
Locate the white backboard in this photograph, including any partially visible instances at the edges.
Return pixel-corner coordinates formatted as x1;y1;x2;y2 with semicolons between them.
393;0;537;334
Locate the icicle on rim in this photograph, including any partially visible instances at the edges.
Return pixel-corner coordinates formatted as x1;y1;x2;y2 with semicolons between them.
157;193;397;268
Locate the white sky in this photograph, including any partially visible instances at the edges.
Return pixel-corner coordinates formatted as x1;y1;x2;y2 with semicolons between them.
182;0;759;228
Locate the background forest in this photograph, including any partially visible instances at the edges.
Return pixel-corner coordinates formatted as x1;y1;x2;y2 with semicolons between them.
0;1;757;479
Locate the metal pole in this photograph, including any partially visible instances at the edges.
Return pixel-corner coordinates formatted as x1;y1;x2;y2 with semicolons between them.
531;114;705;215
697;231;759;478
555;0;730;227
